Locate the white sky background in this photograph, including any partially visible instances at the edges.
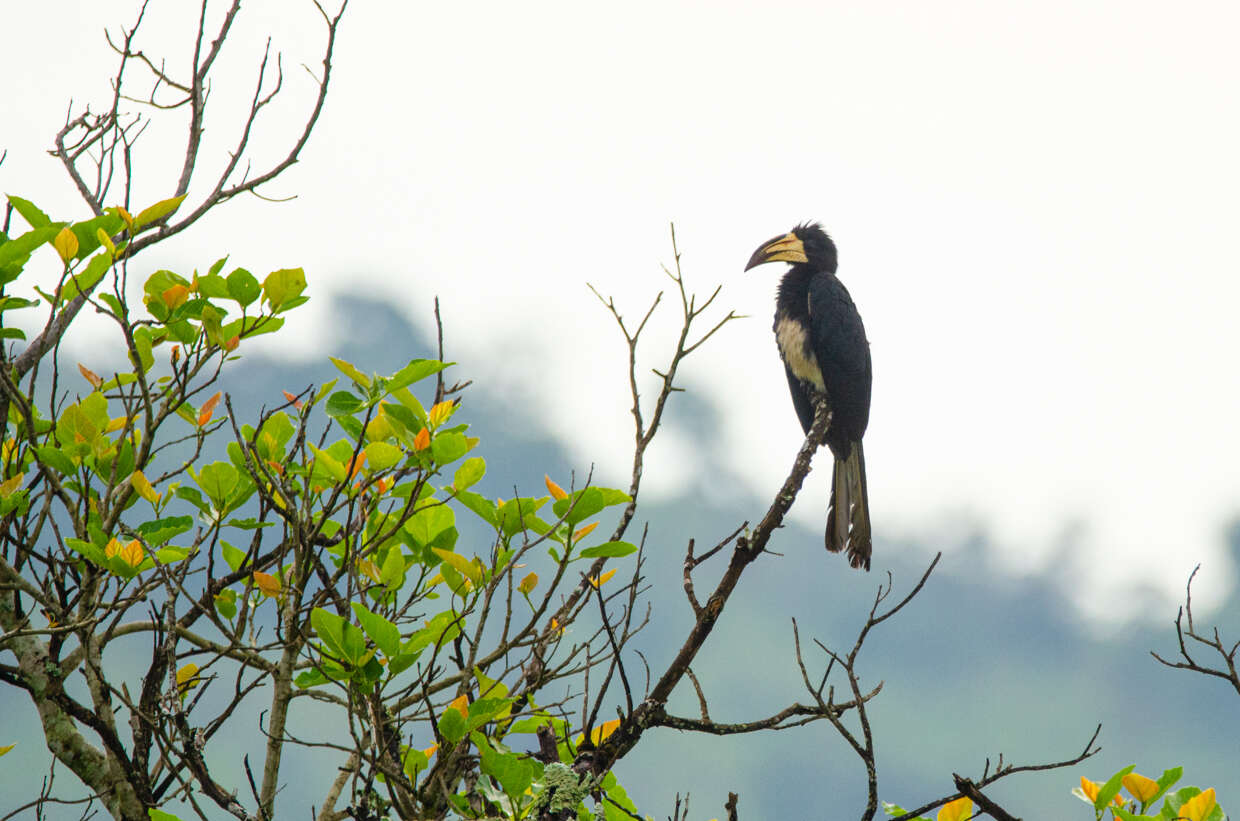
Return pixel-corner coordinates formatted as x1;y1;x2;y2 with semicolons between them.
5;1;1240;625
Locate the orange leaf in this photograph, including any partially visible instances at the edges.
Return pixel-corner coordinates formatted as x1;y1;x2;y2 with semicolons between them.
162;284;190;310
78;363;102;388
252;571;281;597
198;392;222;426
347;452;367;479
544;475;568;501
573;521;598;541
224;335;240;352
423;743;438;759
281;390;303;410
414;427;431;451
448;693;469;718
170;345;181;366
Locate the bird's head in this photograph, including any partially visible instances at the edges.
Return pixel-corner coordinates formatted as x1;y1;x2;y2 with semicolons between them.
744;222;837;274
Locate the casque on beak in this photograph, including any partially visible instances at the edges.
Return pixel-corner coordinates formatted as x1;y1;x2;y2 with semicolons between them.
745;232;808;271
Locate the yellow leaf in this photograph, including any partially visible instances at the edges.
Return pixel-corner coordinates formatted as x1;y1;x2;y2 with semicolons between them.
589;568;617;589
1079;778;1100;803
433;548;482;585
130;470;160;504
448;693;469;717
544;475;568;501
573;521;598;541
428;400;455;427
176;663;201;695
162;284;190;310
518;572;539;594
78;363;102;388
1122;772;1160;803
0;473;24;498
96;227;116;257
423;743;438;759
358;559;382;584
0;744;14;757
106;416;129;433
1179;788;1217;821
105;537;123;559
588;718;621;745
413;427;431;451
253;571;281;597
937;796;973;821
115;205;134;228
198;392;222;427
119;539;144;568
53;227;79;263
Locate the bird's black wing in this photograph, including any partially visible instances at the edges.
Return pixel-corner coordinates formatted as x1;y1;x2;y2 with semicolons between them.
807;273;872;449
783;364;816;434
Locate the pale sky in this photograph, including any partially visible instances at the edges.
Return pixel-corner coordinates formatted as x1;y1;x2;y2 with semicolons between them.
6;1;1240;624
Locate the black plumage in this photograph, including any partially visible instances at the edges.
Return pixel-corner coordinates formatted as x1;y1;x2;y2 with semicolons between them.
745;223;873;570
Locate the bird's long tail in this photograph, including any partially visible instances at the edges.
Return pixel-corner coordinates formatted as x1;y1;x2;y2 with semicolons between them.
826;441;872;571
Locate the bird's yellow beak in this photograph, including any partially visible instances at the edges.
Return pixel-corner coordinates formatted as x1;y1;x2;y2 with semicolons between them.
744;232;807;270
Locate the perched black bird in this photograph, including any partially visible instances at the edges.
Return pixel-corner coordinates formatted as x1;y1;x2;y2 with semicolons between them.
745;223;872;570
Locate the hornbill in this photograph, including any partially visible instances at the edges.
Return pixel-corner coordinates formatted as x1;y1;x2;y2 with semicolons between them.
745;223;872;570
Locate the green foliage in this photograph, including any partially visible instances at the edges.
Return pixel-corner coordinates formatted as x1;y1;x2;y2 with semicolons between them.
0;198;646;820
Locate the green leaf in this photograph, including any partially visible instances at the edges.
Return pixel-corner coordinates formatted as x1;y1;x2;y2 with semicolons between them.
431;431;468;465
329;357;371;389
7;195;51;228
225;517;274;530
388;359;452;391
226;267;261;305
578;541;636;559
294;668;330;689
0;225;60;267
148;808;185;821
452;457;485;491
309;445;347;483
1096;765;1135;811
407;504;455;549
325;390;365;418
351;602;400;657
0;296;40;312
34;446;76;475
60;252;112;303
262;267;306;310
553;488;606;526
221;542;247;572
214;588;237;619
456;490;497;527
196;272;230;299
135;516;193;546
376;545;406;592
365;441;403;471
438;708;466;744
311;607;348;659
195;462;239;507
0;328;26;340
133;194;188;230
70;213;124;259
